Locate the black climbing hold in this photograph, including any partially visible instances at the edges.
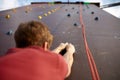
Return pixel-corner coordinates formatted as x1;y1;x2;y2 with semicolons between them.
77;11;79;14
94;17;99;21
74;23;78;26
6;30;13;35
72;7;74;9
65;9;68;11
91;11;94;14
67;14;71;17
25;10;29;13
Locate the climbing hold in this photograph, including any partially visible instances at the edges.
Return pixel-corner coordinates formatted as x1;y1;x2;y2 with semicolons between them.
38;16;42;19
51;10;55;12
48;11;51;14
25;10;29;13
5;14;11;19
94;17;99;21
12;8;16;13
74;23;78;26
72;7;74;9
91;11;94;14
44;13;48;16
67;14;71;17
77;11;79;14
65;9;68;11
6;30;13;35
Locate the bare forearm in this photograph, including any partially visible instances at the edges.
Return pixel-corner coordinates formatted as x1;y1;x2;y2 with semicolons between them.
52;43;75;77
63;52;74;77
52;47;62;54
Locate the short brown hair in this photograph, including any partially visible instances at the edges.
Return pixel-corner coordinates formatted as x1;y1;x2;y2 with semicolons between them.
14;21;53;48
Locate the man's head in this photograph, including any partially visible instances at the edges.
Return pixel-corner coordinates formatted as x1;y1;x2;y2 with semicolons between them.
14;21;53;49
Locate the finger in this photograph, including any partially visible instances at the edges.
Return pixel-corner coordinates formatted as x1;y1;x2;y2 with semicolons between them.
66;43;75;54
60;42;68;48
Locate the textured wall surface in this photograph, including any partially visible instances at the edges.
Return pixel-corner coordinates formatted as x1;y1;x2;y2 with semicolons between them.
0;3;120;80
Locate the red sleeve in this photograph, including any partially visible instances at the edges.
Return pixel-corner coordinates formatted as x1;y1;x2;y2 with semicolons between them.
58;54;68;78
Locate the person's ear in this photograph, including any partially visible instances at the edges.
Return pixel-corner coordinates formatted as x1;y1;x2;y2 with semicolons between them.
43;42;48;51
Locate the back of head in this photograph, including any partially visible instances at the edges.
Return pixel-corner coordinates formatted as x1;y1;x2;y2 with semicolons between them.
14;21;53;48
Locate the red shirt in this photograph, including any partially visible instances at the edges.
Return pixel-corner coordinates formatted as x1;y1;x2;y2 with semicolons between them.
0;46;68;80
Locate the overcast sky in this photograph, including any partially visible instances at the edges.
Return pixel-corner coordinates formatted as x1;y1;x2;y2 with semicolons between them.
0;0;120;18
